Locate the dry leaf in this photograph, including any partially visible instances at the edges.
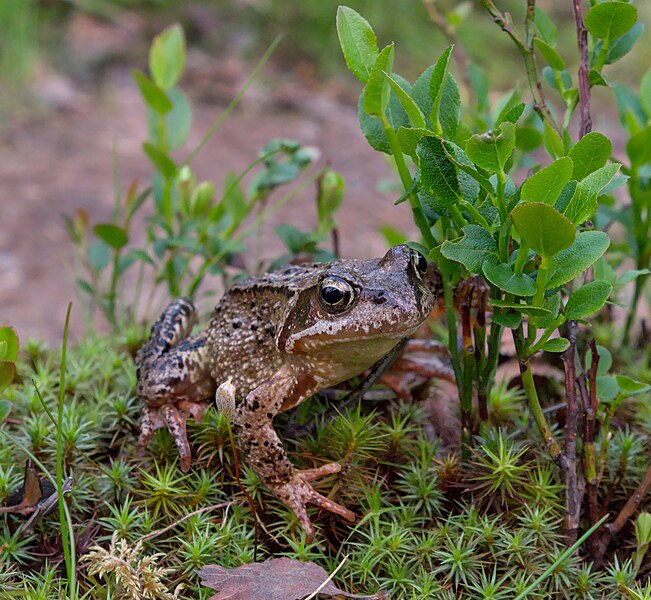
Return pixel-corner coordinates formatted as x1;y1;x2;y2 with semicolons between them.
198;557;386;600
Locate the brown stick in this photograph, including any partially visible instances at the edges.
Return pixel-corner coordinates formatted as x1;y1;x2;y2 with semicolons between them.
597;464;651;559
572;0;592;137
563;322;580;545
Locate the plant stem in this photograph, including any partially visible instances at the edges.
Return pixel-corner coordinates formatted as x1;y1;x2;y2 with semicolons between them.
572;0;592;137
57;303;77;600
513;327;565;468
184;36;281;165
478;0;558;133
563;321;580;545
581;340;602;557
383;122;436;248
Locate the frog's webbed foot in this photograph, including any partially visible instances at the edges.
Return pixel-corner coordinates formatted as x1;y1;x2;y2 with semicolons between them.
137;401;208;472
269;463;356;541
136;298;214;471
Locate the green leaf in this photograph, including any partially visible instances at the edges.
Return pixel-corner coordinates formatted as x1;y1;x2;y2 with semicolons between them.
87;240;111;271
143;142;177;179
585;2;637;42
163;88;192;150
535;7;557;46
497;102;526;126
379;225;409;247
468;63;489;112
430;45;453;128
547;231;610;289
606;22;645;64
417;136;460;207
616;375;651;398
482;259;537;296
439;74;461;138
520;157;573;205
516;126;543;152
363;44;394;117
0;363;16;393
0;327;18;362
490;299;552;317
639;68;651;116
0;399;11;422
597;375;619;402
542;338;570;353
543;122;564;159
385;73;426;129
439;225;498;272
397;126;431;159
534;38;565;71
626;126;651;167
567;132;612;181
511;202;576;259
93;224;128;250
150;23;186;90
133;70;172;114
430;46;453;109
563;163;620;224
491;310;522;329
565;280;612;320
465;122;516;173
358;76;411;154
617;268;650;286
588;345;612;376
336;6;379;83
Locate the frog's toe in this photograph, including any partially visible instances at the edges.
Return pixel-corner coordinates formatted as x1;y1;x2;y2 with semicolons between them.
137;407;167;447
161;404;192;472
304;484;356;523
178;399;208;424
297;462;342;482
272;473;355;540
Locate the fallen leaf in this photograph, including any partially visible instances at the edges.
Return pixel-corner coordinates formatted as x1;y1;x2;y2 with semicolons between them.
198;557;386;600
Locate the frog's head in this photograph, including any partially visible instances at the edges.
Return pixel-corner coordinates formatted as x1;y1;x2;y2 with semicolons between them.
278;245;441;368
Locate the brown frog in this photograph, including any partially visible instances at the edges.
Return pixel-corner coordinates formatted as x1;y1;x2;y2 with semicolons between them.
135;244;442;538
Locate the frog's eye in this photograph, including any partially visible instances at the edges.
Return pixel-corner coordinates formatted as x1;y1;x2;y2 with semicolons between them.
318;276;355;313
410;249;428;279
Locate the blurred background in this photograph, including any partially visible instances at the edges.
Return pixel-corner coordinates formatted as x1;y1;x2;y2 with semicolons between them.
1;0;650;342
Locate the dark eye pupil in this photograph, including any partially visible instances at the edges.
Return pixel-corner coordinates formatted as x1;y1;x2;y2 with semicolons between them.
417;253;428;274
322;285;345;304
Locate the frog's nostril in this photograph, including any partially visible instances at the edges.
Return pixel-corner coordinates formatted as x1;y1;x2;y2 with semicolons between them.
372;292;387;304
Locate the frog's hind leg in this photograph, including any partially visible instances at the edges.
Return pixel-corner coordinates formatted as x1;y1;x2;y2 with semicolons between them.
136;298;215;471
233;365;355;541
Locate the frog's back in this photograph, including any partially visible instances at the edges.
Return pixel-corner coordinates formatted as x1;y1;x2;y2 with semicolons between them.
204;264;326;393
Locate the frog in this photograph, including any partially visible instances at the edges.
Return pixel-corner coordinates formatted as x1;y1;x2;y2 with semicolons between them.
135;244;442;538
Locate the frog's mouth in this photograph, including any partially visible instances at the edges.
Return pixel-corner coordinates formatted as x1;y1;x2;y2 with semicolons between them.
282;318;425;355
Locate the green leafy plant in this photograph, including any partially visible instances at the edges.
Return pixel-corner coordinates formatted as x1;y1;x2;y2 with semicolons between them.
336;0;650;561
67;25;340;332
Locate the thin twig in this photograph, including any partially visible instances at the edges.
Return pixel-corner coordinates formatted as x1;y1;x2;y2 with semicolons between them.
572;0;592;137
477;0;558;132
305;554;349;600
597;464;651;559
138;501;237;544
583;340;601;557
563;322;580;545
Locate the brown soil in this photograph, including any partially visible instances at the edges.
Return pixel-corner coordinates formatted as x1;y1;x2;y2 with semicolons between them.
0;62;417;344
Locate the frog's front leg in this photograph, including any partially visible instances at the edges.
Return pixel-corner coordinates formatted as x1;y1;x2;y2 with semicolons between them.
136;298;215;471
233;365;355;540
